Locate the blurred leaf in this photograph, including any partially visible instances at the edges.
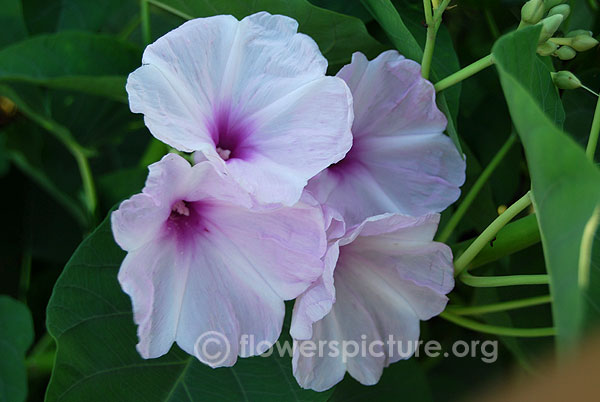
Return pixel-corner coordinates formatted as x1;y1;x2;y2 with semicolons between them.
147;0;385;66
0;0;28;49
360;0;462;153
46;214;332;402
493;25;600;351
330;360;432;401
57;0;138;32
0;295;34;402
308;0;372;22
21;0;60;34
97;167;148;207
0;32;141;102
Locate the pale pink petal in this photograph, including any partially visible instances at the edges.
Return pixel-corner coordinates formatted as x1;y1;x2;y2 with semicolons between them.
290;243;339;340
112;154;327;366
127;12;352;206
227;76;353;205
118;236;284;365
307;50;465;227
111;194;167;251
292;214;454;390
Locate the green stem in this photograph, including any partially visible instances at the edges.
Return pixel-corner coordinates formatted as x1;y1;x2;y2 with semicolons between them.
454;191;532;276
8;152;88;227
452;214;540;270
460;272;549;287
421;28;437;80
435;54;495;93
26;332;56;375
421;0;451;79
73;148;97;217
0;86;97;223
140;0;151;45
548;37;572;46
438;133;517;242
148;0;193;19
421;0;435;79
446;295;552;315
440;311;556;337
586;93;600;160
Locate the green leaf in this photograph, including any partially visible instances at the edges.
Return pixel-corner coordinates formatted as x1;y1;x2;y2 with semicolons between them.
0;32;141;102
46;214;331;402
491;27;565;127
147;0;385;66
492;25;600;351
359;0;462;153
358;0;422;62
330;360;432;401
0;0;28;49
0;296;34;402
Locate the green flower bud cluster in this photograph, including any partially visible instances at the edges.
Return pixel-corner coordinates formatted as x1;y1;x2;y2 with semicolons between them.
522;0;600;60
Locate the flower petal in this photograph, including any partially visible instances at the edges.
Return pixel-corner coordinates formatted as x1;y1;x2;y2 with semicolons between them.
127;12;352;205
292;214;453;390
228;76;353;205
113;154;327;366
307;50;465;228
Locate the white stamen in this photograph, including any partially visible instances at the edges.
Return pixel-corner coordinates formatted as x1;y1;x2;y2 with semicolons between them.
172;200;190;216
217;147;231;161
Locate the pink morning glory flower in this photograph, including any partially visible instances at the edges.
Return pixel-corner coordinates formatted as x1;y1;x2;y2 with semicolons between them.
306;50;466;229
291;213;454;391
111;153;327;367
126;12;353;206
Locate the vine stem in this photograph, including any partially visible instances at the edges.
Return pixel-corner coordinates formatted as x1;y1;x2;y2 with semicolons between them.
445;295;552;316
141;0;151;45
439;311;556;337
437;132;517;242
435;54;495;93
459;272;549;287
421;0;451;79
453;191;532;276
586;93;600;160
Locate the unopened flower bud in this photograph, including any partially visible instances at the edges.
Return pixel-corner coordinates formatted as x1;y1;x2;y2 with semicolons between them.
554;45;576;60
544;0;567;11
538;14;564;43
547;4;570;20
551;71;581;89
570;35;599;51
521;0;545;24
566;29;593;38
537;40;559;56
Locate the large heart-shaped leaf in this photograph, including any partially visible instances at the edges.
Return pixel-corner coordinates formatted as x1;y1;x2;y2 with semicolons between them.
45;214;332;402
146;0;385;66
493;25;600;351
0;296;34;402
0;32;141;101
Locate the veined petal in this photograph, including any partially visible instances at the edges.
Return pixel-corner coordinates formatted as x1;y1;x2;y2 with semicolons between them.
292;214;453;391
113;154;327;366
307;50;465;228
127;12;352;205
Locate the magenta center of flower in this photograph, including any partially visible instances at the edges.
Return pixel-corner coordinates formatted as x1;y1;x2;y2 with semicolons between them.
210;106;254;162
328;142;362;175
166;200;208;247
